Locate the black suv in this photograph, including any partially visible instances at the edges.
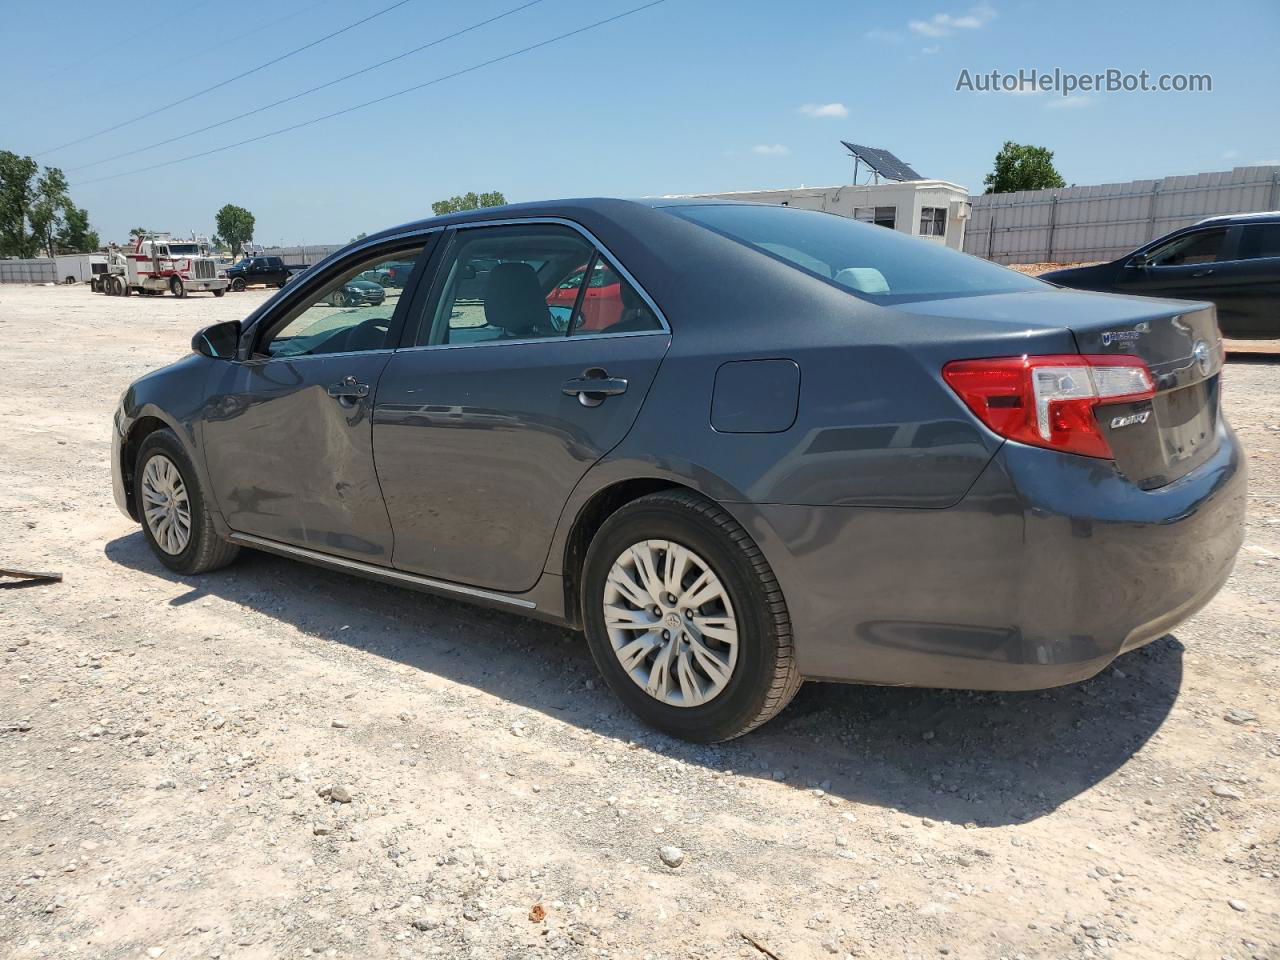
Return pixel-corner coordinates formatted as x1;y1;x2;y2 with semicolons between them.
1042;212;1280;337
226;256;291;291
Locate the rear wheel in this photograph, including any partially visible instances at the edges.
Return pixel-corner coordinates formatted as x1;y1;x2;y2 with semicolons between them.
134;429;239;575
581;490;802;742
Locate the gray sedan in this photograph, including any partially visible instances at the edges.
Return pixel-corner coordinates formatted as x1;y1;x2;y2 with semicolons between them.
112;199;1245;741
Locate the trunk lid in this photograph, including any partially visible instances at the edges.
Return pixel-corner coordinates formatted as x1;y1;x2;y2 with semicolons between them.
907;289;1223;490
1067;295;1222;489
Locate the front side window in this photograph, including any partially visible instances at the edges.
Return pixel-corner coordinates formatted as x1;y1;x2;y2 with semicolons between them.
1144;229;1226;266
1237;223;1280;260
919;207;947;238
670;203;1043;304
418;224;661;346
854;205;897;229
260;246;424;358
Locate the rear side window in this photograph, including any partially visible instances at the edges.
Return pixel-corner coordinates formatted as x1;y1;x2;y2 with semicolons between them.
668;204;1042;304
1237;223;1280;260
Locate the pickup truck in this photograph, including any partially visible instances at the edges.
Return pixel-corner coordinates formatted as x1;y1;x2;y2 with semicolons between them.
226;256;292;291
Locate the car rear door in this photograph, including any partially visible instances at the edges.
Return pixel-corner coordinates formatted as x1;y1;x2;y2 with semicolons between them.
1209;222;1280;336
201;237;434;562
373;220;671;594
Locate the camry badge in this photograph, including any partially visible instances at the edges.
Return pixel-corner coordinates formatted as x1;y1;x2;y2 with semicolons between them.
1193;339;1211;375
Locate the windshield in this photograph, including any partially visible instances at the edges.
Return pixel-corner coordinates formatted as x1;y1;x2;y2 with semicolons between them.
167;243;201;256
668;203;1044;304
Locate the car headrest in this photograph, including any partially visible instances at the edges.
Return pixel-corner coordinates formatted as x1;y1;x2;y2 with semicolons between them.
485;262;548;333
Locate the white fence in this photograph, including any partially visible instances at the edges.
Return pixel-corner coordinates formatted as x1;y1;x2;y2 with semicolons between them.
0;259;58;284
257;244;344;267
964;165;1280;265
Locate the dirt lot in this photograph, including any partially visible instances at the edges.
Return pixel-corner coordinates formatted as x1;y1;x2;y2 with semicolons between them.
1;283;1277;960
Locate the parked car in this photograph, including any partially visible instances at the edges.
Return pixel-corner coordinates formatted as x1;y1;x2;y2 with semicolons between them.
323;277;386;308
112;199;1245;742
362;259;416;288
226;255;292;291
1041;212;1280;337
546;260;625;331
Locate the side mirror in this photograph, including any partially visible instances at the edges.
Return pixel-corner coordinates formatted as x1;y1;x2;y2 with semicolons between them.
1128;254;1153;269
192;320;241;359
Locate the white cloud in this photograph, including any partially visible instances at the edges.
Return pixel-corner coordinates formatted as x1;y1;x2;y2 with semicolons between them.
1045;95;1094;109
920;45;941;55
908;3;996;37
799;102;849;118
750;144;790;156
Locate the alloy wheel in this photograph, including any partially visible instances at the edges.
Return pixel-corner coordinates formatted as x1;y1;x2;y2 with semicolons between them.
141;454;192;556
602;539;739;707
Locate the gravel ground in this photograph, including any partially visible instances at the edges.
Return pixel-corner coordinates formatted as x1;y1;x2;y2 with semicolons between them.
1;283;1277;960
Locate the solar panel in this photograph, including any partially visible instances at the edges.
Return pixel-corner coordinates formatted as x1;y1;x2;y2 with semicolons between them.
840;141;922;182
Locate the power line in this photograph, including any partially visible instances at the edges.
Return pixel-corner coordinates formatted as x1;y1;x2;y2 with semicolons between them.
38;0;416;157
72;0;669;188
67;0;546;174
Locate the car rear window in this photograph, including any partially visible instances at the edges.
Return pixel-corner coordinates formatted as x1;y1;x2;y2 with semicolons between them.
667;203;1044;304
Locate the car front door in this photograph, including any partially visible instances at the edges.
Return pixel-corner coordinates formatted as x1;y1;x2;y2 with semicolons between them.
1116;226;1229;301
201;238;432;562
373;221;671;594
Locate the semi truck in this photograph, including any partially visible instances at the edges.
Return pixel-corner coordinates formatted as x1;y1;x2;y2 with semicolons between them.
96;233;229;297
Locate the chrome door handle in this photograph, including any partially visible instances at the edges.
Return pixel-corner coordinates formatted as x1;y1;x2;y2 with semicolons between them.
562;369;628;407
327;376;370;400
1191;268;1215;277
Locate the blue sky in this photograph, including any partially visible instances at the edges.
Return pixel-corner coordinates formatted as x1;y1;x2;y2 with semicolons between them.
4;0;1277;244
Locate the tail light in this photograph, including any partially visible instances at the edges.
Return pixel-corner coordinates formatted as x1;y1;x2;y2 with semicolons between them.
943;354;1155;459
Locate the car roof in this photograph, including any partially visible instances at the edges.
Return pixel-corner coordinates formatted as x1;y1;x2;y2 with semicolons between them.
361;197;754;243
1193;210;1280;226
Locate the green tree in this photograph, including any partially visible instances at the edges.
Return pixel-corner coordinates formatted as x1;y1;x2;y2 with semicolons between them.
57;205;100;253
0;151;40;258
983;141;1066;194
214;203;255;255
29;166;70;257
350;231;368;243
129;227;150;241
431;190;507;216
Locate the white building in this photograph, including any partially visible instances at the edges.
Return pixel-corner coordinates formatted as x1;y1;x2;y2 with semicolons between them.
671;180;972;250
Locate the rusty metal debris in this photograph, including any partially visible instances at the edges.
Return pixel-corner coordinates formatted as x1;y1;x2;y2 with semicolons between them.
0;566;62;584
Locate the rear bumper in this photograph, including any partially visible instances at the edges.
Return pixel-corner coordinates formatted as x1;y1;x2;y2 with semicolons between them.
735;420;1246;689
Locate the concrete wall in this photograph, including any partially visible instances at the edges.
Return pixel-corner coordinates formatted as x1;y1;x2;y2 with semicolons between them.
671;181;972;250
965;165;1280;264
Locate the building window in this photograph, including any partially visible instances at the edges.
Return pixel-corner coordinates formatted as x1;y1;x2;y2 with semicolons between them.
854;206;896;229
919;207;947;238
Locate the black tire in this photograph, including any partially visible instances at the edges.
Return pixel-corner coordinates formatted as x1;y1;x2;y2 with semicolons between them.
123;282;133;297
133;429;240;575
230;277;246;292
170;276;185;298
581;490;802;742
213;288;226;298
332;291;349;307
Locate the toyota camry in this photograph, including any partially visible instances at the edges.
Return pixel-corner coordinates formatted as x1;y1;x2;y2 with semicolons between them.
112;198;1246;741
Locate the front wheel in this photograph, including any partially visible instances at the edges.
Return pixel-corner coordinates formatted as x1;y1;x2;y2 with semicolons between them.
581;490;802;742
170;276;185;298
230;277;246;292
213;288;226;297
134;429;239;575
